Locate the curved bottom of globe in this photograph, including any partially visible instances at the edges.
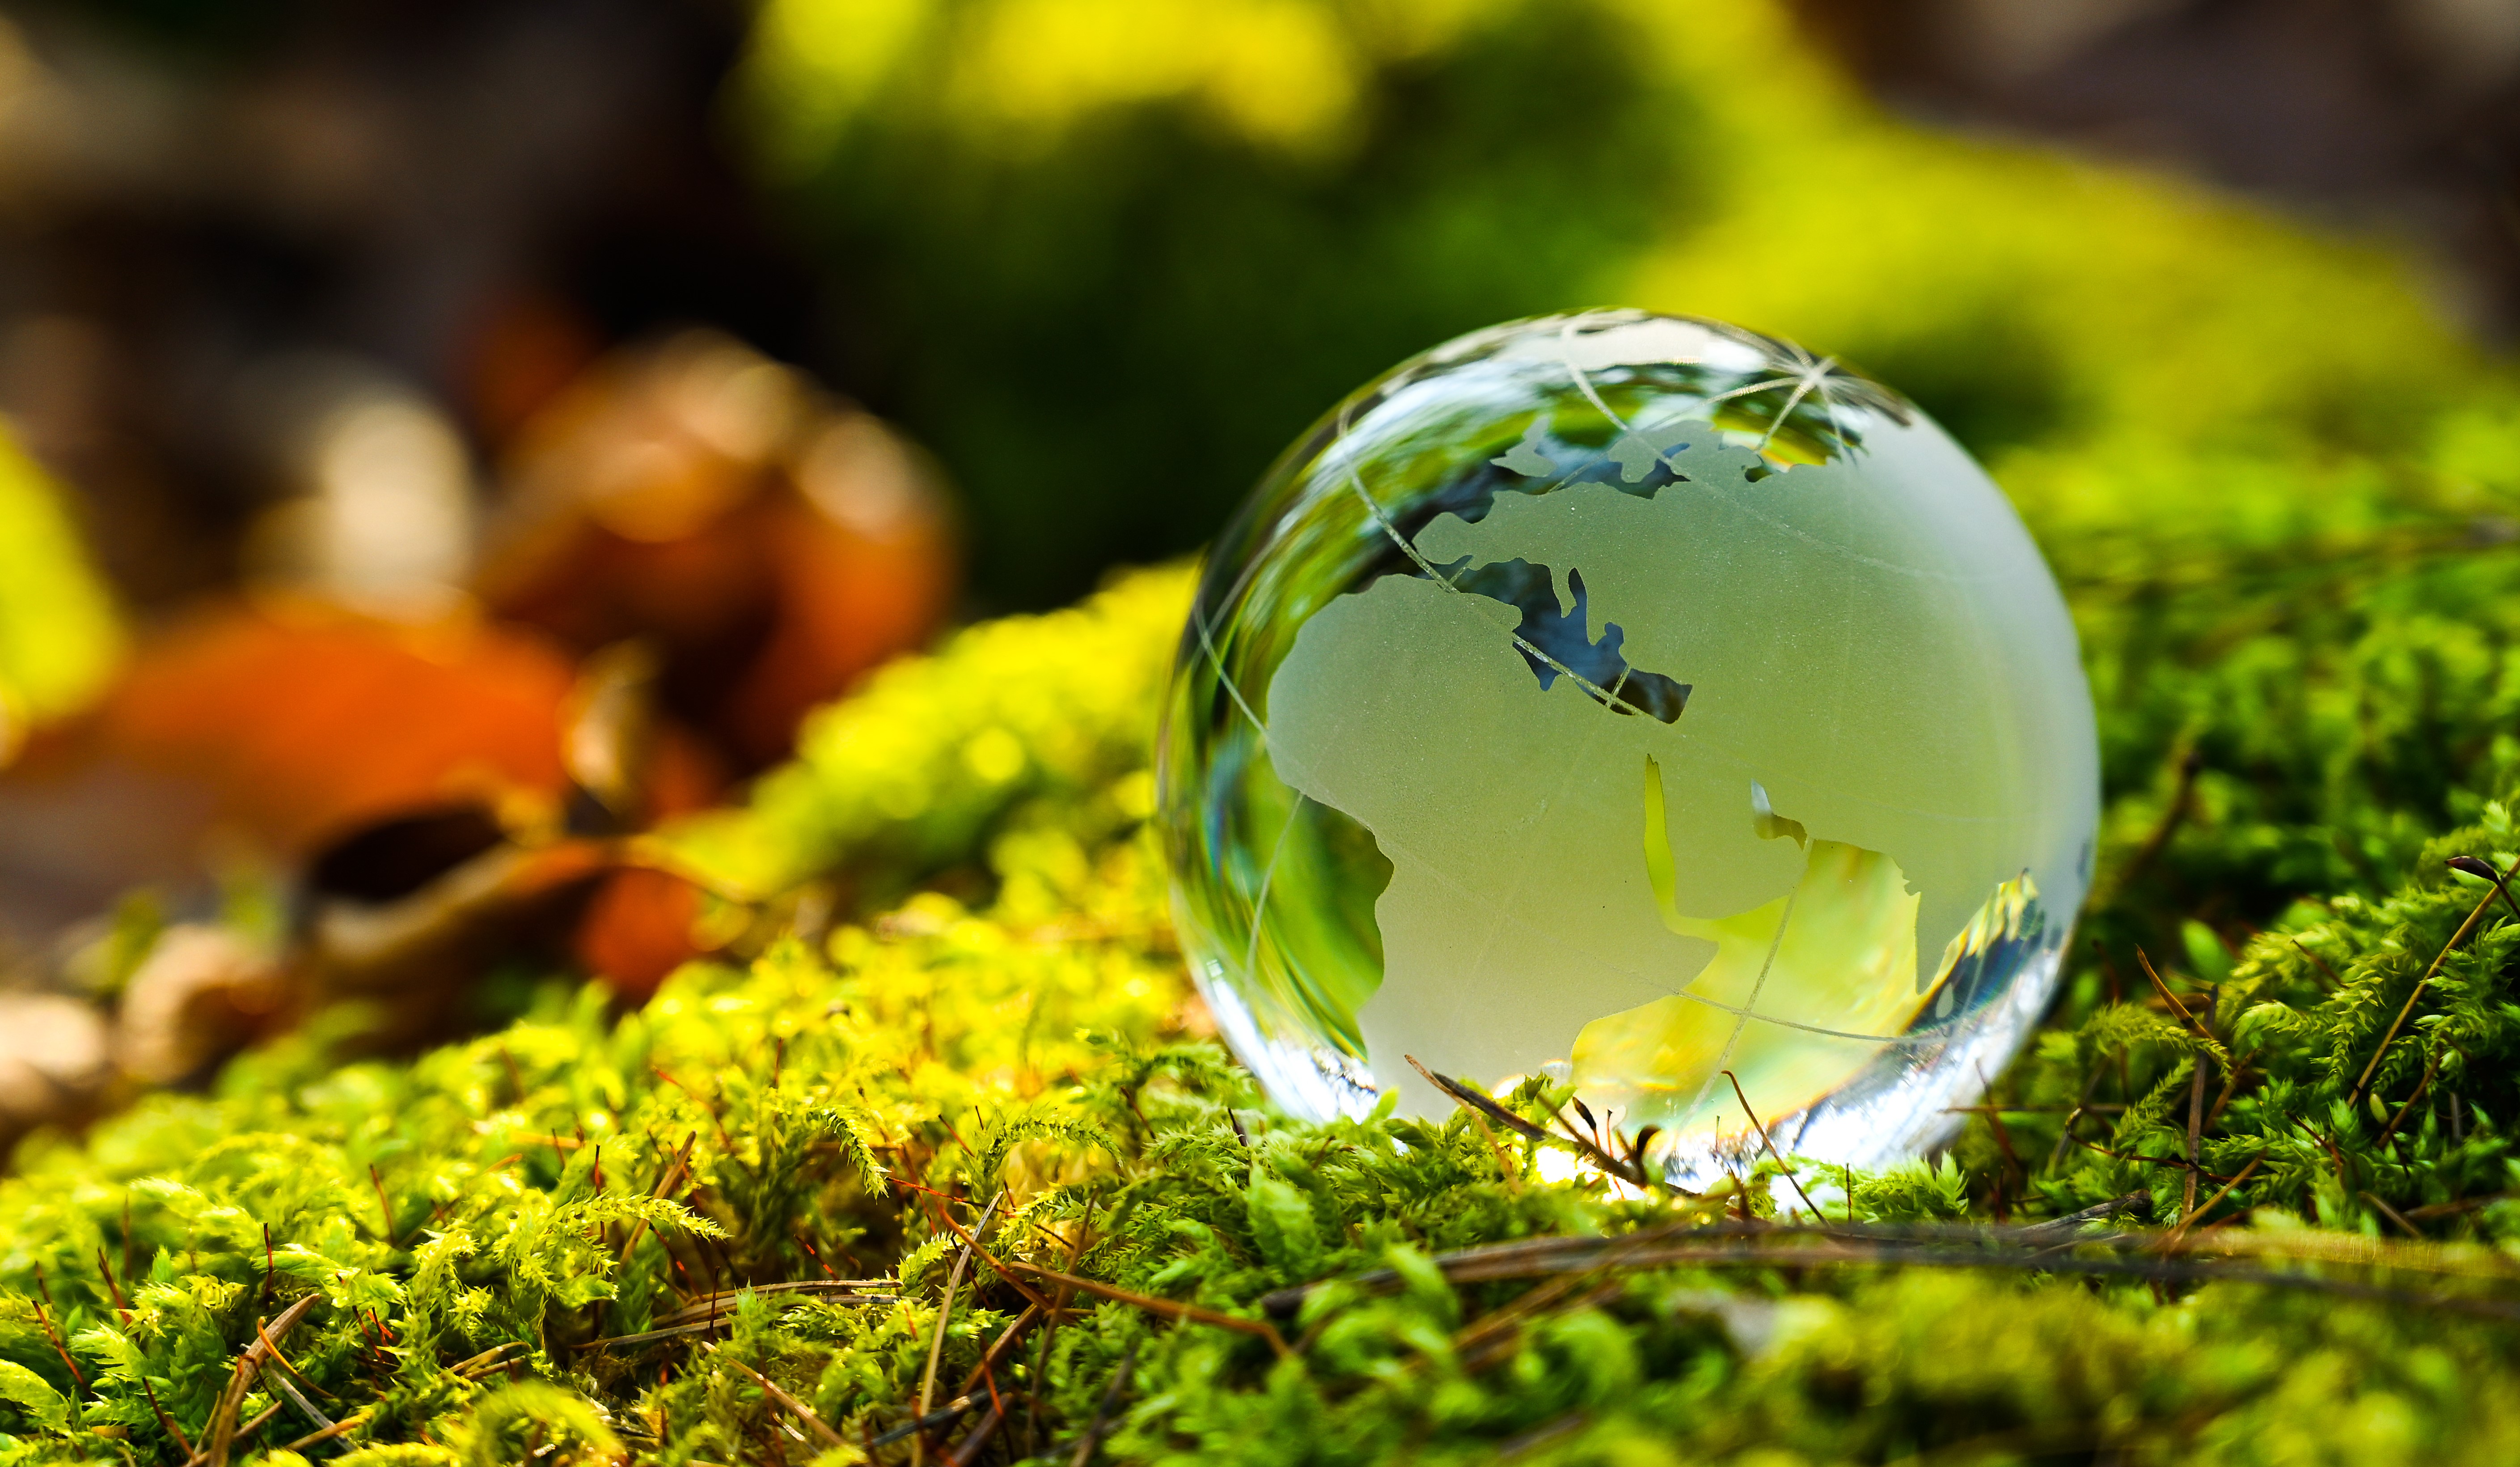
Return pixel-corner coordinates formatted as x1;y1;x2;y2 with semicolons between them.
1194;924;2072;1190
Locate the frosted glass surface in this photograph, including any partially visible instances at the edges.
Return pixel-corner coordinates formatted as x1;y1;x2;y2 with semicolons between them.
1158;311;2097;1182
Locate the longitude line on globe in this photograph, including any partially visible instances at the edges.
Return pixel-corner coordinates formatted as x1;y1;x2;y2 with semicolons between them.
1206;530;1946;1050
1755;355;1838;453
1337;457;1628;711
1680;878;1808;1130
1239;790;1311;988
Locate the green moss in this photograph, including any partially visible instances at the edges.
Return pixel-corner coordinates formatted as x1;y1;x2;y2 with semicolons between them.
0;525;2515;1462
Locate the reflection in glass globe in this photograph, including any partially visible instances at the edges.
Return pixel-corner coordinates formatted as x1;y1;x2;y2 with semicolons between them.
1158;310;2098;1184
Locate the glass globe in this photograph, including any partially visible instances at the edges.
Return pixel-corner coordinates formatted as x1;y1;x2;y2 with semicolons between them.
1158;310;2097;1183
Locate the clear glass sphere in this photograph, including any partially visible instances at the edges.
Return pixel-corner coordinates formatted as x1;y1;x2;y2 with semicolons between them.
1159;310;2097;1183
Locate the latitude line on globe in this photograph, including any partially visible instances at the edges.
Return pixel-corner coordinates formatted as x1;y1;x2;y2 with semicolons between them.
1337;459;1637;714
1681;880;1806;1129
1189;599;1347;980
1192;601;1272;758
1779;338;1860;458
1335;418;1908;1063
1224;628;1949;1055
1553;315;1811;435
1243;744;1959;1048
1332;442;1971;1052
1521;384;1796;502
1755;354;1838;453
1197;585;1949;1049
1238;789;1309;995
1548;315;1807;434
1199;428;1983;1067
1228;467;2004;812
1549;312;1809;488
1556;313;1634;431
1190;598;1345;966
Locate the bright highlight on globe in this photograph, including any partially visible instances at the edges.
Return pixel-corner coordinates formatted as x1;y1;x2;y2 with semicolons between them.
1159;310;2100;1184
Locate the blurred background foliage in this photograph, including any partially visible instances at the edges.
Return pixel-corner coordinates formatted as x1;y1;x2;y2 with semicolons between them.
734;0;2496;603
738;0;1707;604
0;437;119;750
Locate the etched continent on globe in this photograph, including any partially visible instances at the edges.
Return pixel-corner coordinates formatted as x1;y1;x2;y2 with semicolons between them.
1161;311;2097;1174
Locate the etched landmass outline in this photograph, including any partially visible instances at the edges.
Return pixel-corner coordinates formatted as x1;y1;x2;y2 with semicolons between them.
1262;394;2044;1127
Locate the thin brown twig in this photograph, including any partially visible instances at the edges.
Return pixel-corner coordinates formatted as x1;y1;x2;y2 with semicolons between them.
30;1297;83;1391
914;1194;1002;1467
201;1294;322;1467
2406;1195;2499;1221
1066;1342;1137;1467
2352;850;2520;1102
574;1303;909;1354
795;1230;843;1281
2291;938;2346;992
645;1277;895;1327
2203;1049;2253;1132
1406;1056;1653;1191
914;1189;1057;1315
618;1131;700;1265
871;1393;985;1450
1721;1070;1822;1221
140;1373;194;1458
95;1248;130;1316
1970;1068;2024;1217
2023;1191;2152;1240
1552;1100;1657;1192
1405;1056;1547;1144
1457;1101;1522;1190
2379;1043;2448;1148
445;1341;525;1375
947;1300;1043;1431
2448;854;2520;926
800;1302;1040;1449
2163;1156;2262;1247
652;1066;734;1148
2363;1191;2425;1241
2134;949;2211;1040
1002;1261;1291;1358
279;1409;374;1454
710;1344;846;1449
1257;1221;2520;1323
368;1164;398;1248
948;1404;1005;1467
2184;1054;2207;1218
183;1401;288;1467
2046;1068;2105;1174
1025;1201;1094;1455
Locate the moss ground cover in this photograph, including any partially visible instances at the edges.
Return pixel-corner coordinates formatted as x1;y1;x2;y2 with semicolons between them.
13;520;2520;1463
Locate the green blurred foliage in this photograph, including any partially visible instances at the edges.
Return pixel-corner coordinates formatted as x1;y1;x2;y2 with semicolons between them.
737;0;2488;610
737;0;1711;607
0;431;122;751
